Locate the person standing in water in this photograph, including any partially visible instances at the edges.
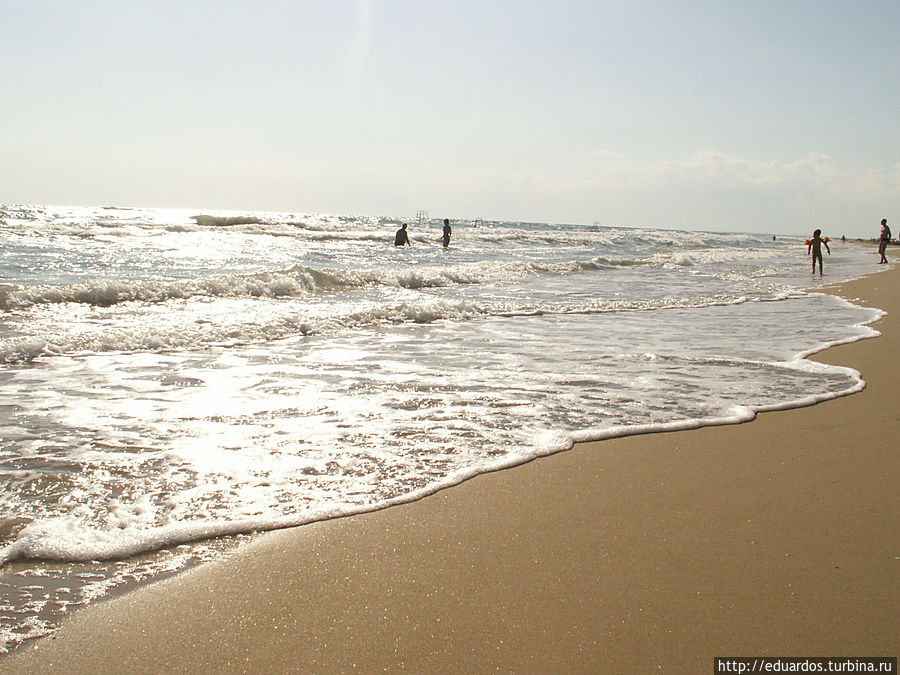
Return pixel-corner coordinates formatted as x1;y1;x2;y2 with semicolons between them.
394;223;411;247
442;218;452;248
878;218;891;264
807;228;830;276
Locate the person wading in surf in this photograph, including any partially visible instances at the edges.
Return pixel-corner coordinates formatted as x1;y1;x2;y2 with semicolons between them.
807;228;830;276
394;223;411;247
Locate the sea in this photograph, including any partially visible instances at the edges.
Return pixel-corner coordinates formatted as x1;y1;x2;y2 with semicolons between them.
0;204;886;653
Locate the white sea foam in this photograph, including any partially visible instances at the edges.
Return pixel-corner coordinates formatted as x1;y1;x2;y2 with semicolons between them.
0;204;888;653
0;260;595;311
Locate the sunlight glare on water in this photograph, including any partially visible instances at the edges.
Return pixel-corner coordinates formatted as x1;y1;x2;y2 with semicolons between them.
0;204;886;652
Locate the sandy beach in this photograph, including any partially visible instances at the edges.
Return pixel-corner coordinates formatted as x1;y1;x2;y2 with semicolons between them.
4;264;899;674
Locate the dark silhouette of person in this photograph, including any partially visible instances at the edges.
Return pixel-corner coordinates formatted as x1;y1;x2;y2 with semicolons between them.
878;218;890;264
807;229;830;276
442;219;452;248
395;223;411;247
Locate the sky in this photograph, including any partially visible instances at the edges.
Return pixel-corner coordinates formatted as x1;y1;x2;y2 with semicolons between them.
1;0;898;236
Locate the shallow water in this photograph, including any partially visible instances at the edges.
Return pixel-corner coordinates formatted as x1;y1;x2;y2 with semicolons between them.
0;204;884;651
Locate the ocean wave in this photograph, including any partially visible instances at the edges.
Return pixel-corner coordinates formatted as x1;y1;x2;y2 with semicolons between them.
0;272;314;309
0;260;606;311
0;291;758;364
0;205;47;222
191;214;265;227
0;349;868;568
592;256;646;268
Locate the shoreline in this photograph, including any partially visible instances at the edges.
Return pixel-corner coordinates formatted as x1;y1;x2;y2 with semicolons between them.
5;266;899;673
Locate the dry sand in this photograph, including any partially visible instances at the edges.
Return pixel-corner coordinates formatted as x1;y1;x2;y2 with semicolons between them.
5;267;899;674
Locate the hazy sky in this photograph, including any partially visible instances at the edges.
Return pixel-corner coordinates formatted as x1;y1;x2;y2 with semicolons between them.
2;1;897;236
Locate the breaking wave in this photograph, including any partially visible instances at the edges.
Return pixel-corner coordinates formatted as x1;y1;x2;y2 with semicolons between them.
191;214;265;227
0;260;613;311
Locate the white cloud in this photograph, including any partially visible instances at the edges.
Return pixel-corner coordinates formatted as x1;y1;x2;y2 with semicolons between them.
583;150;851;192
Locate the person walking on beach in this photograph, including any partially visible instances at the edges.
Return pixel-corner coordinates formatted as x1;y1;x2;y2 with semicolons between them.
442;218;452;248
878;218;890;264
807;229;830;276
394;223;411;247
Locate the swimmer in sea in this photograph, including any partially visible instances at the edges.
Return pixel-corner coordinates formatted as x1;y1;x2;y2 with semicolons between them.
442;219;452;248
394;223;411;247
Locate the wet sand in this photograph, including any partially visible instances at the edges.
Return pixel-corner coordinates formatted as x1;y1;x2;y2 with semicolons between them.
5;266;899;673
